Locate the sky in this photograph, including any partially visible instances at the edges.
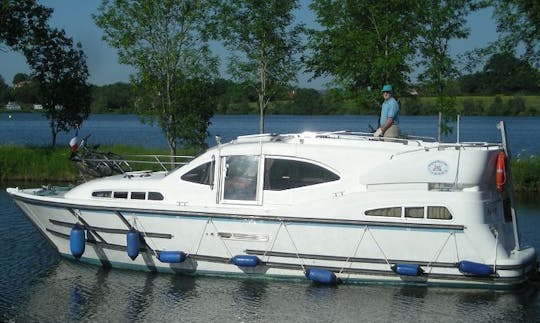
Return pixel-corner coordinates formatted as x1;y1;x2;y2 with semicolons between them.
0;1;499;89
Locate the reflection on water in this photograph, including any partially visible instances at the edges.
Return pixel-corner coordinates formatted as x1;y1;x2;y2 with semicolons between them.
10;259;540;323
2;190;540;322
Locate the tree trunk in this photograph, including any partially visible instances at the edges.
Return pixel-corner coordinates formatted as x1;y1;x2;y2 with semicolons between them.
259;93;265;134
258;59;266;134
50;119;57;147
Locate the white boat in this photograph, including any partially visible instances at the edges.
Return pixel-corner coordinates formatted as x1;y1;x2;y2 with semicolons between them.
7;122;537;288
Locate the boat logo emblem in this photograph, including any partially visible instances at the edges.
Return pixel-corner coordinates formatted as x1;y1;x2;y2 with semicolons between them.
427;160;449;175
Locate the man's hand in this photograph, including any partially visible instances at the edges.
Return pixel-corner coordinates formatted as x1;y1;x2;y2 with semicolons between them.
373;128;383;137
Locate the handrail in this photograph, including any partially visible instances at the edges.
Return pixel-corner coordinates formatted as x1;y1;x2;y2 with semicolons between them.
83;154;193;172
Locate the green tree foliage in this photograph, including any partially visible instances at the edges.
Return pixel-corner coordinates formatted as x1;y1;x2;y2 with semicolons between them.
94;0;219;154
91;82;133;113
307;0;418;112
483;53;540;93
416;1;475;140
0;0;51;50
12;72;29;85
217;0;303;133
12;78;39;103
460;53;540;94
23;28;92;146
0;74;10;103
2;1;91;146
490;0;540;67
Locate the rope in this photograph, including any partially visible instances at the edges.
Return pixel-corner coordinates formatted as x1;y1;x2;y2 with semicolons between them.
282;221;307;274
263;222;283;262
453;147;462;189
453;230;460;262
191;218;212;257
366;227;391;267
493;230;499;272
209;218;233;258
132;215;159;257
427;231;455;274
339;226;368;274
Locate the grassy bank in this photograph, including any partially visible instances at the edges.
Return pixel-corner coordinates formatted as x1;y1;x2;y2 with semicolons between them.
511;154;540;193
1;145;539;193
0;145;196;183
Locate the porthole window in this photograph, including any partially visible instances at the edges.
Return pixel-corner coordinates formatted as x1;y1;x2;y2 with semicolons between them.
365;206;453;220
114;191;128;199
131;192;146;200
365;207;401;217
148;192;164;200
92;191;111;198
427;206;453;220
405;207;424;218
264;158;339;191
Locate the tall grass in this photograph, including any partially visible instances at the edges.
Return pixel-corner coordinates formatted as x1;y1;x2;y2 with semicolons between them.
0;146;75;182
511;155;540;193
0;145;200;183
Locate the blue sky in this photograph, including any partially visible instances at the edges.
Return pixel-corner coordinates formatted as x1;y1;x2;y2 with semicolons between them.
0;1;498;89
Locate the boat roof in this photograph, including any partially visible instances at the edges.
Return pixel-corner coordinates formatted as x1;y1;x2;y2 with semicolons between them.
225;131;501;151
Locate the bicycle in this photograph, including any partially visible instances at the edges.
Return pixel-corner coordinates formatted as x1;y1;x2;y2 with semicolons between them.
69;133;132;179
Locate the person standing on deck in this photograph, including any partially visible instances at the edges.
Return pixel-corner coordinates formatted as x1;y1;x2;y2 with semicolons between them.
373;84;400;138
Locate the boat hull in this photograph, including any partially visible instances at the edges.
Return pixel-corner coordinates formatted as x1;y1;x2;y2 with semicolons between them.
9;189;537;289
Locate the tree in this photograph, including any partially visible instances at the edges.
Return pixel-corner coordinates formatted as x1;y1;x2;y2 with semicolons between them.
12;77;39;103
218;0;303;133
94;0;219;156
307;0;419;112
482;52;540;93
91;82;133;113
416;1;475;140
0;74;10;103
2;1;91;146
459;53;540;94
12;73;29;85
489;0;540;68
23;28;92;146
0;0;51;51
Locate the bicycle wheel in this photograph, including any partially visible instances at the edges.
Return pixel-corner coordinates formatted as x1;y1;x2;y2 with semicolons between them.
106;152;132;173
85;153;113;177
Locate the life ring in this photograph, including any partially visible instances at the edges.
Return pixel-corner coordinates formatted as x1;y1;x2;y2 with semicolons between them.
496;151;506;192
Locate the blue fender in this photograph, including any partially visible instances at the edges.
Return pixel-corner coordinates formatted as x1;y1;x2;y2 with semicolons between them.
126;228;140;260
70;224;85;259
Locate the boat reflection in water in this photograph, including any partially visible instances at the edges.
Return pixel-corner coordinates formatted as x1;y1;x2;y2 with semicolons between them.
6;122;537;289
18;259;540;322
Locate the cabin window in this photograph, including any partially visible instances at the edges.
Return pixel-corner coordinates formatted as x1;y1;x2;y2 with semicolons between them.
223;155;259;201
263;158;340;191
181;161;214;186
427;206;453;220
114;191;128;199
365;206;453;220
365;207;401;217
131;192;146;200
92;191;111;198
405;207;424;218
148;192;164;200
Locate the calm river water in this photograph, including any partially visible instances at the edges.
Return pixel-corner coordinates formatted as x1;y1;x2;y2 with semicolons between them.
1;113;539;155
1;113;540;322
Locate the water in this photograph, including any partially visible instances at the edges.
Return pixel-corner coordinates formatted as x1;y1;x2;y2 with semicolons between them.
1;113;539;155
1;189;540;322
1;114;540;322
